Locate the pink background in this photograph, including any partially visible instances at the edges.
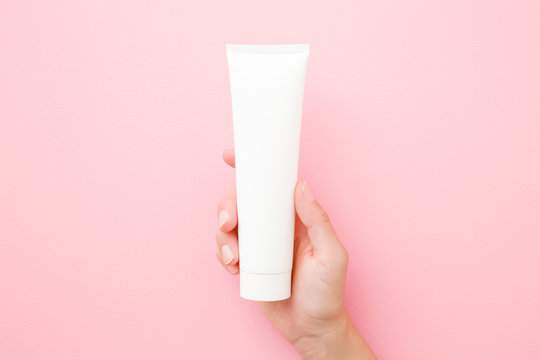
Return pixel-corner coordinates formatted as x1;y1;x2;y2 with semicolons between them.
1;1;539;359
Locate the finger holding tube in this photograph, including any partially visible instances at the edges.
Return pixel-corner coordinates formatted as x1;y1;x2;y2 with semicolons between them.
217;189;238;232
223;148;235;168
215;228;239;274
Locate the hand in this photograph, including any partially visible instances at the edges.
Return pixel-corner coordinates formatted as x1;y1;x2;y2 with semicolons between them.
216;148;376;360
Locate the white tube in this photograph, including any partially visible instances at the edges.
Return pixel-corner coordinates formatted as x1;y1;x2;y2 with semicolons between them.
226;44;309;301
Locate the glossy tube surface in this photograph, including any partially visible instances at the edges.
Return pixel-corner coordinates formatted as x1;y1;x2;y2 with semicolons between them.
226;44;309;301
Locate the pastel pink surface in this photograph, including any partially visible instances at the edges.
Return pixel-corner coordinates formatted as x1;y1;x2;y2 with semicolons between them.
1;0;539;359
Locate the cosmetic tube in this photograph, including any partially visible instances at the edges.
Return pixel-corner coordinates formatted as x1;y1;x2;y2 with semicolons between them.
226;44;309;301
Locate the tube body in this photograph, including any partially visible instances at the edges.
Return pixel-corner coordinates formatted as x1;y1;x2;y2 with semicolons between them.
226;44;309;301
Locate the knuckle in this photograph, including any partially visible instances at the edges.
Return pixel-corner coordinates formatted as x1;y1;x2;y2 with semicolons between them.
342;247;349;265
215;229;223;245
315;203;330;223
217;197;225;213
217;189;236;215
337;245;349;268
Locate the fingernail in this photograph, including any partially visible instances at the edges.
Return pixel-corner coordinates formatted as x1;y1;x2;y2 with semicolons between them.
218;210;229;228
221;244;234;265
302;181;314;202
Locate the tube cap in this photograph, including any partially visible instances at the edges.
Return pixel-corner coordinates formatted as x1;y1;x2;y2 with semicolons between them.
240;270;291;301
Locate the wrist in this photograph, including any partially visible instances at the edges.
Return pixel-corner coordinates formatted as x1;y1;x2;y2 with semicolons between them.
294;313;376;360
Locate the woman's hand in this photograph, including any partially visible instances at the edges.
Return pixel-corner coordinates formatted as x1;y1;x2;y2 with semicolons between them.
216;148;376;360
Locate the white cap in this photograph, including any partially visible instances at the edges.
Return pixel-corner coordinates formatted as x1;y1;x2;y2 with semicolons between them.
240;270;291;301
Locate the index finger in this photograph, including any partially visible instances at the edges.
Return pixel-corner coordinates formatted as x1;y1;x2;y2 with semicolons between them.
222;148;235;168
217;189;238;232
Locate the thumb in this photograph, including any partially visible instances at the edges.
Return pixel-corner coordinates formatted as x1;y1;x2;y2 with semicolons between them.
295;180;346;260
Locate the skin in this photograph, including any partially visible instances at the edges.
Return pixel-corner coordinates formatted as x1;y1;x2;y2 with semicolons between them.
216;148;377;360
